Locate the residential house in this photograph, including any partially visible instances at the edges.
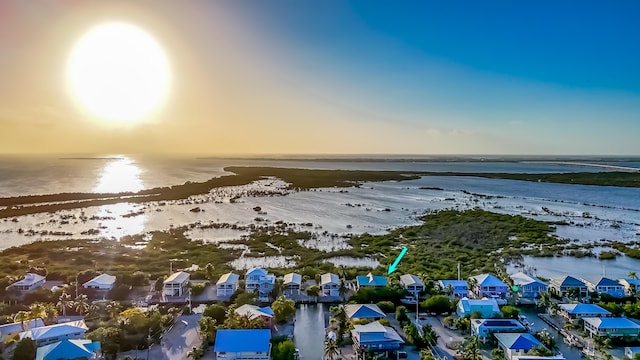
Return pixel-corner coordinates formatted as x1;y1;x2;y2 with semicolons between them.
163;271;190;297
400;274;424;297
35;339;101;360
216;273;240;297
494;333;564;360
470;274;509;299
510;272;547;299
549;276;588;298
19;320;88;347
625;347;640;359
214;329;271;360
583;317;640;338
356;273;387;290
283;273;302;294
344;304;386;320
234;304;275;328
320;273;340;297
586;277;625;298
456;298;500;318
0;319;45;343
471;319;526;341
558;303;612;321
82;273;116;291
438;280;469;298
6;273;46;292
620;279;640;296
351;321;404;354
245;268;275;302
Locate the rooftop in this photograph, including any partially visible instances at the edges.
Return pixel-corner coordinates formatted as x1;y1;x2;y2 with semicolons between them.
400;274;424;287
164;271;190;284
583;317;640;329
510;272;547;286
246;268;268;276
472;318;526;329
352;321;404;343
11;273;45;287
470;274;507;287
217;272;240;285
36;339;100;360
356;274;387;287
344;304;386;319
20;320;88;341
214;329;271;353
558;303;611;315
235;304;274;319
0;319;45;337
283;273;302;286
82;273;116;287
494;332;542;351
595;277;623;287
458;298;500;312
321;273;339;285
438;279;468;288
552;275;585;287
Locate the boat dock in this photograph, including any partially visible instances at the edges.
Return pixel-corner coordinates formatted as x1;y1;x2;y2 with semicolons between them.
537;313;585;349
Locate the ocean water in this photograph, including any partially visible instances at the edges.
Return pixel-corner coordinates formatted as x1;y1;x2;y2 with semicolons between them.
0;156;639;276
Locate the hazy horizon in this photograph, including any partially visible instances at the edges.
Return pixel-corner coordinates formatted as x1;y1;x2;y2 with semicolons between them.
1;1;639;155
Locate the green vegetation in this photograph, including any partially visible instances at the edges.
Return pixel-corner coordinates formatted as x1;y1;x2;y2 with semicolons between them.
422;295;453;315
12;338;36;360
272;296;296;323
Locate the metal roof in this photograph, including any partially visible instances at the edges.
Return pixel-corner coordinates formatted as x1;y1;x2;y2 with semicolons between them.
344;304;386;319
595;277;623;287
470;274;507;287
558;303;611;315
216;272;239;285
356;275;387;287
494;333;541;350
11;273;45;287
283;273;302;286
164;271;190;284
20;320;88;341
510;272;547;286
82;273;116;288
400;274;424;287
320;273;339;285
438;280;468;288
36;339;100;360
214;329;271;353
583;317;640;329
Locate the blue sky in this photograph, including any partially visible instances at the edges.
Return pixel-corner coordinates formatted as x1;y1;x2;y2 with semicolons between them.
1;1;639;154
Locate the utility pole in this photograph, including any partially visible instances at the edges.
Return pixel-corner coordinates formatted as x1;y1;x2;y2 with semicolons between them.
457;262;461;280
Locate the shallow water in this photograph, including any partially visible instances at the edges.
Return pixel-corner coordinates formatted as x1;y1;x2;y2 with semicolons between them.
294;304;327;360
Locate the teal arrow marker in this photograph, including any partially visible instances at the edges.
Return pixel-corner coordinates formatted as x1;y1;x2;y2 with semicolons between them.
387;247;408;274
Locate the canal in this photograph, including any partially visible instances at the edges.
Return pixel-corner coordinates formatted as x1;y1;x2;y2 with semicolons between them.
519;307;584;359
294;304;328;360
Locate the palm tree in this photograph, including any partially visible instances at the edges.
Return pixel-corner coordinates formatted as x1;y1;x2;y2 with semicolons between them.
323;338;340;360
462;335;482;360
13;311;30;331
629;272;638;280
338;279;348;300
105;301;122;320
86;304;100;321
199;316;217;344
187;346;204;360
205;263;215;281
42;303;58;325
422;324;439;346
57;292;73;317
28;303;46;321
468;277;479;298
74;294;90;315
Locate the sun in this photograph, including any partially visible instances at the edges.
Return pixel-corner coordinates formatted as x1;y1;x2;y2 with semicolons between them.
67;22;171;123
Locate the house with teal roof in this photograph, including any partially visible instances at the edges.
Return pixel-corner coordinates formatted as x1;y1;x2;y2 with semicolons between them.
356;273;387;290
456;298;500;318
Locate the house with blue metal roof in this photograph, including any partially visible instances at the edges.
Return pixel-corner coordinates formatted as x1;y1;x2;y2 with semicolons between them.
471;319;526;341
510;272;547;299
549;276;587;298
19;320;88;347
438;280;469;298
625;347;640;359
558;303;611;321
214;329;271;360
456;298;500;318
356;273;387;290
234;304;274;328
35;339;100;360
400;274;424;297
586;277;625;298
351;321;404;355
619;278;640;296
344;304;386;320
469;274;508;299
494;333;565;360
583;317;640;338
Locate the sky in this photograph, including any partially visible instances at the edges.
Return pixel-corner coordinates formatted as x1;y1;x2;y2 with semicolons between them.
1;1;639;155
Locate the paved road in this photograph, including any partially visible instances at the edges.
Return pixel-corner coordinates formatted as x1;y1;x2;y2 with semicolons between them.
416;316;465;360
118;314;203;360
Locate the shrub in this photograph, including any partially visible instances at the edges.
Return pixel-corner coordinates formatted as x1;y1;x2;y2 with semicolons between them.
377;301;396;313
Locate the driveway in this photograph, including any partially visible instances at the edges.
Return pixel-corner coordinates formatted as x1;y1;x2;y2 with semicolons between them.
118;314;203;360
416;316;465;360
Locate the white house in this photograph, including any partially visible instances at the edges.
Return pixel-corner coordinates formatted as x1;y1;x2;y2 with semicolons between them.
469;274;509;299
214;329;271;360
320;273;340;297
6;273;46;292
82;273;116;291
245;268;275;302
283;273;302;294
216;273;239;297
438;280;469;298
583;317;640;338
19;320;88;347
163;271;190;297
400;274;424;297
234;304;274;327
510;272;547;299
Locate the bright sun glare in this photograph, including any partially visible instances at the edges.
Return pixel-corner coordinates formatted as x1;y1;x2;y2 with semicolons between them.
67;22;171;123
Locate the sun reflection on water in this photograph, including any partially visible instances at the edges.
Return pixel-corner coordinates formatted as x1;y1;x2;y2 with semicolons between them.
93;156;147;239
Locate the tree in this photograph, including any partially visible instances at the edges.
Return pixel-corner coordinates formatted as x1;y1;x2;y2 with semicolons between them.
566;287;581;300
272;296;296;323
307;285;320;297
395;306;409;325
329;305;347;346
28;303;46;321
530;345;554;357
74;294;90;315
403;323;423;347
234;290;259;306
105;301;122;320
87;326;121;356
422;324;439;346
199;316;217;344
323;338;339;360
420;349;435;360
119;307;148;330
534;329;556;350
41;303;58;325
187;346;204;360
376;301;395;313
501;305;519;319
339;280;348;300
273;339;296;360
57;292;73;317
13;311;30;332
422;295;452;315
462;335;482;360
204;263;215;281
12;338;36;360
203;303;227;323
491;347;504;360
629;272;638;280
